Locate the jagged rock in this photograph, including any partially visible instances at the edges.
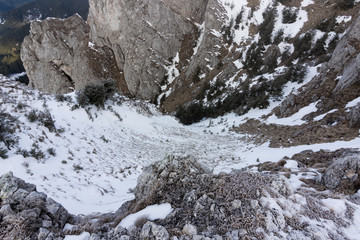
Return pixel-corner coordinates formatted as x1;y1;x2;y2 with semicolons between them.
0;172;69;239
348;103;360;127
140;221;170;240
21;14;129;95
21;0;225;104
322;154;360;193
133;155;211;204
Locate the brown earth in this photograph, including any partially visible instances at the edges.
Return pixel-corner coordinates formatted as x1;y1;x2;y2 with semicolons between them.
233;116;359;148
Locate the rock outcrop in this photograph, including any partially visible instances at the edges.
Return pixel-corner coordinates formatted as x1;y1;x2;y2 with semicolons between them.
21;14;129;95
1;155;359;239
275;12;360;120
0;172;68;240
323;154;360;194
21;0;224;102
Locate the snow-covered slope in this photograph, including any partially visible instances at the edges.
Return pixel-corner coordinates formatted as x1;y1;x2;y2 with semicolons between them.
1;73;360;217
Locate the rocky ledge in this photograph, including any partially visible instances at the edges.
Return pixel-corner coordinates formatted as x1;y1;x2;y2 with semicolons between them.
1;154;360;239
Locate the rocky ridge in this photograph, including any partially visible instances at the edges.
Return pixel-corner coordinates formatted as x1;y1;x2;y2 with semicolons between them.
2;155;360;239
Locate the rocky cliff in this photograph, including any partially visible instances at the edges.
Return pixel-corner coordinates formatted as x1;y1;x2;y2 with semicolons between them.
21;0;360;122
21;0;224;102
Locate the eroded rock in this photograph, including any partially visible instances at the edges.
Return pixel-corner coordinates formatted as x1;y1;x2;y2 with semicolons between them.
0;172;69;239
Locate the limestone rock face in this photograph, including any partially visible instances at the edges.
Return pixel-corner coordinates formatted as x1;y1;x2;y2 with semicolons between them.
21;14;129;95
21;0;225;102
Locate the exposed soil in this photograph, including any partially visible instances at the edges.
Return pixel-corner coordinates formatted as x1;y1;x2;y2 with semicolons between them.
233;117;359;148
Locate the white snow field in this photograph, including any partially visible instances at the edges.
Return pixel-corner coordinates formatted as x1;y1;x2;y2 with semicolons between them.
1;72;359;216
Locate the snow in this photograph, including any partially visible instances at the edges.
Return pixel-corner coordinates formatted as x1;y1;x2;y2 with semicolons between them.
301;0;314;7
346;97;360;108
64;232;90;240
322;198;347;216
345;207;360;240
313;109;337;121
336;16;352;24
7;72;26;81
119;203;173;229
284;160;298;169
266;101;318;126
193;22;205;56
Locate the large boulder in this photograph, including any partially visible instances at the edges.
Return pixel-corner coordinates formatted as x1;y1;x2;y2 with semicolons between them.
322;154;360;194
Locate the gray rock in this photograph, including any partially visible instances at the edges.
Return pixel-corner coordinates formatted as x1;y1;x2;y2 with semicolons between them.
24;191;47;208
45;198;69;228
0;204;14;215
38;228;51;240
21;0;226;105
140;221;169;240
21;14;128;96
323;154;360;192
348;103;360;127
0;172;69;239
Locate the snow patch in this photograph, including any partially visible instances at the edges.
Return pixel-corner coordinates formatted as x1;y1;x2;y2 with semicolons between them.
266;101;319;126
301;0;314;7
346;97;360;108
64;232;90;240
119;203;173;229
336;16;352;24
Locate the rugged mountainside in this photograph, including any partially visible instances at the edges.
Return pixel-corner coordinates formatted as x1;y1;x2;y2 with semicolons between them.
5;0;360;239
21;0;360;123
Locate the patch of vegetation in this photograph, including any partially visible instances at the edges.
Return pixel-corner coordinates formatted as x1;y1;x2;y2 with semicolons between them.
29;143;45;160
316;17;336;32
222;20;234;45
310;33;328;58
282;7;298;24
293;32;313;61
273;29;284;45
47;147;56;157
234;8;244;30
336;0;355;10
259;6;277;45
243;42;265;77
26;109;56;132
176;64;307;125
0;110;18;158
55;94;72;103
192;67;202;83
268;65;307;97
76;80;116;108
